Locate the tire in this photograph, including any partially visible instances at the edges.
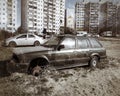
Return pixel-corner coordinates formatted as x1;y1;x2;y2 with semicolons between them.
9;41;16;47
28;59;47;76
89;56;98;68
34;41;40;46
32;65;42;76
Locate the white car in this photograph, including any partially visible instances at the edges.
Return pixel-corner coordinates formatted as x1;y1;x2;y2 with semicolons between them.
5;33;46;47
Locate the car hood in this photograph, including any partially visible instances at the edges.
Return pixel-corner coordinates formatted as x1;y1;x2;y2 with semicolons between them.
13;46;53;55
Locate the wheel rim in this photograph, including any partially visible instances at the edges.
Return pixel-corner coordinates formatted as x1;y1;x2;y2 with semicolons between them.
90;56;98;68
92;59;97;67
32;65;42;76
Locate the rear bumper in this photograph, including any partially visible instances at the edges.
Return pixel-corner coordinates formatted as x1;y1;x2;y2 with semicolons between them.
101;55;107;59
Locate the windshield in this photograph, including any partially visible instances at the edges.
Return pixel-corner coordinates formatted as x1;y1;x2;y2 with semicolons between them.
43;37;61;47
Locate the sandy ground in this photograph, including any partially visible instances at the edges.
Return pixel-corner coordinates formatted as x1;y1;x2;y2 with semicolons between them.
0;37;120;96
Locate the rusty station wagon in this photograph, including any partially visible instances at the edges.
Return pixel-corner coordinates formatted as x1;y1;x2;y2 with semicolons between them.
9;35;107;76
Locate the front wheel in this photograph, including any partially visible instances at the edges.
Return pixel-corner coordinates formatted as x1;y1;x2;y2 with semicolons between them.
9;41;16;47
28;59;48;76
89;56;98;68
31;65;42;76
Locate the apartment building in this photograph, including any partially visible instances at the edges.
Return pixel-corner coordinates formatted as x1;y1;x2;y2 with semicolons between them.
75;2;86;31
60;0;65;27
21;0;65;34
0;0;7;30
67;16;74;29
44;0;56;34
21;0;44;33
44;0;65;34
117;4;120;35
0;0;19;32
100;1;117;36
85;2;100;34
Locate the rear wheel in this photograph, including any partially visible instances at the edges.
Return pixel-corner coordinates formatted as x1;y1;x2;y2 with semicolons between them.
9;41;16;47
34;41;40;46
89;56;98;68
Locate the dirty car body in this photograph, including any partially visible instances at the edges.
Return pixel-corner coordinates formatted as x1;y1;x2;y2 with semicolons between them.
11;35;107;74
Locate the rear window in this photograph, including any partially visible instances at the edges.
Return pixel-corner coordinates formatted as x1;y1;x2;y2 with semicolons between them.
29;34;35;38
89;38;102;48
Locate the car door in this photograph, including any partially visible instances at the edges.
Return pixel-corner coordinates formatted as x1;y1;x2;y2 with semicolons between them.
27;34;36;45
74;37;90;65
16;34;28;46
51;37;76;68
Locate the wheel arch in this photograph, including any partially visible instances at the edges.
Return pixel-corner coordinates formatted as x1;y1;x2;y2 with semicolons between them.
27;56;49;73
29;56;49;66
34;40;40;45
8;41;17;46
90;53;100;62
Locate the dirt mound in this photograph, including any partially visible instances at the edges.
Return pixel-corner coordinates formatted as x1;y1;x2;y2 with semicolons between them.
0;58;120;96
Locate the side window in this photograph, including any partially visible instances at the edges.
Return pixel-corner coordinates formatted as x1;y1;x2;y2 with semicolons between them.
29;34;35;38
17;35;27;39
77;38;89;49
89;38;102;48
61;37;75;50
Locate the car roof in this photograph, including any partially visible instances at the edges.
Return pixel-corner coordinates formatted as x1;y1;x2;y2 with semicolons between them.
57;34;93;39
14;33;36;37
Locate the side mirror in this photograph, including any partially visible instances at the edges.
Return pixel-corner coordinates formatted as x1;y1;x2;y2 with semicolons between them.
58;44;65;51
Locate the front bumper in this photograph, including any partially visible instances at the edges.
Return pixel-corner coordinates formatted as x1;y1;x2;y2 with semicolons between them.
7;59;29;73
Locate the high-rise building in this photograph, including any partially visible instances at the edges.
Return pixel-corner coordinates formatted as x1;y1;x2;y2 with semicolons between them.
0;0;20;32
21;0;65;34
21;0;44;34
117;3;120;36
75;2;99;34
75;2;86;31
44;0;57;34
75;1;119;36
44;0;65;34
67;15;74;29
0;0;7;31
100;1;117;36
60;0;65;27
66;8;74;29
85;2;100;34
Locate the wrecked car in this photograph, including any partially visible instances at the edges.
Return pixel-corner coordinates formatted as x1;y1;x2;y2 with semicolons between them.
9;35;107;76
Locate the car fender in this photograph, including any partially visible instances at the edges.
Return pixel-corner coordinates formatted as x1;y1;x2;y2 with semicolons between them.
29;55;50;64
7;40;17;46
90;53;100;60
